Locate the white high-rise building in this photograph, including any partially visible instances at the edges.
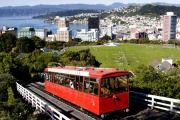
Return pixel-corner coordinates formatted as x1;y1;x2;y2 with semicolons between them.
35;29;48;40
75;29;99;42
163;12;177;42
55;17;71;42
99;25;112;38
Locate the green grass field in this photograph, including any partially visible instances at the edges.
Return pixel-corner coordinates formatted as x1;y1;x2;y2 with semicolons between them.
69;44;180;71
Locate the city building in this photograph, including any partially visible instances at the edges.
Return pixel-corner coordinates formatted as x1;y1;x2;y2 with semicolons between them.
0;26;18;36
35;29;48;40
55;17;71;42
163;12;177;42
56;28;72;42
18;27;35;38
116;33;131;40
55;17;69;29
130;28;139;39
99;25;112;38
46;35;56;42
75;29;99;42
130;28;148;39
137;32;148;39
88;16;99;30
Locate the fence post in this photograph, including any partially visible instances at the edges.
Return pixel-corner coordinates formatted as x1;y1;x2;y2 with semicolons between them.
151;97;154;109
170;101;173;111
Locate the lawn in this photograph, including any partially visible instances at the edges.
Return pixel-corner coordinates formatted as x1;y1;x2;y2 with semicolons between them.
68;44;180;71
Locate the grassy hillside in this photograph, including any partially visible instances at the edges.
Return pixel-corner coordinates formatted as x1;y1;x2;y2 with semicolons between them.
69;44;180;71
138;4;180;17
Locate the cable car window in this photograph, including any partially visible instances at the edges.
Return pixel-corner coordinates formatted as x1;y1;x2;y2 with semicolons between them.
49;73;54;82
90;82;99;95
45;73;49;80
51;73;55;83
53;73;59;84
54;73;63;84
47;73;51;82
84;77;90;93
62;74;70;87
84;78;99;95
84;80;90;93
101;75;128;96
69;75;76;89
78;76;83;91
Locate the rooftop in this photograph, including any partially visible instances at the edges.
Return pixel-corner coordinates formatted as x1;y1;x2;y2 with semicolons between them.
19;27;35;32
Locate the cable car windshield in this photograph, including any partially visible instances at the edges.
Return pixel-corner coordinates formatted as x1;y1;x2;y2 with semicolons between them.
101;75;128;96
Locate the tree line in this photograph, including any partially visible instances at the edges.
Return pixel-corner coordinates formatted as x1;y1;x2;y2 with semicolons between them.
0;33;101;119
138;4;180;17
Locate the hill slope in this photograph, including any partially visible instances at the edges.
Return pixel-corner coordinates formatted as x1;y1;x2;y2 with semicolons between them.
69;44;180;71
0;3;125;16
138;4;180;17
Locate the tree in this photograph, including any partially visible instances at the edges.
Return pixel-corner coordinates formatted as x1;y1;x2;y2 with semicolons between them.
16;37;35;53
131;64;180;99
46;41;65;50
101;35;111;41
0;33;17;52
10;101;33;120
59;49;101;67
97;35;111;45
31;36;45;49
0;74;15;101
7;87;15;106
48;62;58;67
0;53;14;74
73;38;82;42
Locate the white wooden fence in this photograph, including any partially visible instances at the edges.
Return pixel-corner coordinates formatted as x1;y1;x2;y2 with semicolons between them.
131;91;180;114
16;82;70;120
16;82;180;120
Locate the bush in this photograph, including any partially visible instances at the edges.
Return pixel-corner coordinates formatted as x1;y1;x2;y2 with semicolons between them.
59;49;101;67
131;64;180;99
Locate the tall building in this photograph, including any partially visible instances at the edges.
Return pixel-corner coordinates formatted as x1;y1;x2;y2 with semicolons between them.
56;28;71;42
163;12;177;42
99;25;112;38
56;17;69;29
75;29;99;42
35;29;48;40
88;16;99;30
18;27;35;38
55;17;71;42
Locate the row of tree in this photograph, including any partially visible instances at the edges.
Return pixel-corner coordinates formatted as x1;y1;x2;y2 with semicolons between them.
0;33;46;53
0;33;101;119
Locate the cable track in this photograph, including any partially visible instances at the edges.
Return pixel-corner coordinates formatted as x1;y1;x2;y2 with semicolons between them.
26;82;101;120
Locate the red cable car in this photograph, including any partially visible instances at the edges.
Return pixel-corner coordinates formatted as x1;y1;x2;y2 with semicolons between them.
44;66;130;116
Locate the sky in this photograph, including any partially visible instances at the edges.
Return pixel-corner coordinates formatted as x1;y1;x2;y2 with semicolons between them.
0;0;179;7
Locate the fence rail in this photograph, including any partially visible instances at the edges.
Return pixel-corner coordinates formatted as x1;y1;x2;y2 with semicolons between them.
131;91;180;114
16;82;70;120
16;82;180;120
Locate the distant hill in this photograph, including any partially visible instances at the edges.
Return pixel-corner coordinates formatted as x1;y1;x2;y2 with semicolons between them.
0;3;180;17
138;4;180;17
0;3;125;17
33;10;100;19
152;2;180;7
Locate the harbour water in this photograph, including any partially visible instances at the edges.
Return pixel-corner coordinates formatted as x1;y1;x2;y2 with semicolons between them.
0;16;88;35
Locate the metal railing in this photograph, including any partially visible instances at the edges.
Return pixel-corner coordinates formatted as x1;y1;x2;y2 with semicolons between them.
16;82;70;120
131;91;180;114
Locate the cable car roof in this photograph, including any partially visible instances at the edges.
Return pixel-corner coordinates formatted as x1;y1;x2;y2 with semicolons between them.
45;66;129;78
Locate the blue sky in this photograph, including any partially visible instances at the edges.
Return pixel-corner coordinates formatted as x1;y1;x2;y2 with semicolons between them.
0;0;179;7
